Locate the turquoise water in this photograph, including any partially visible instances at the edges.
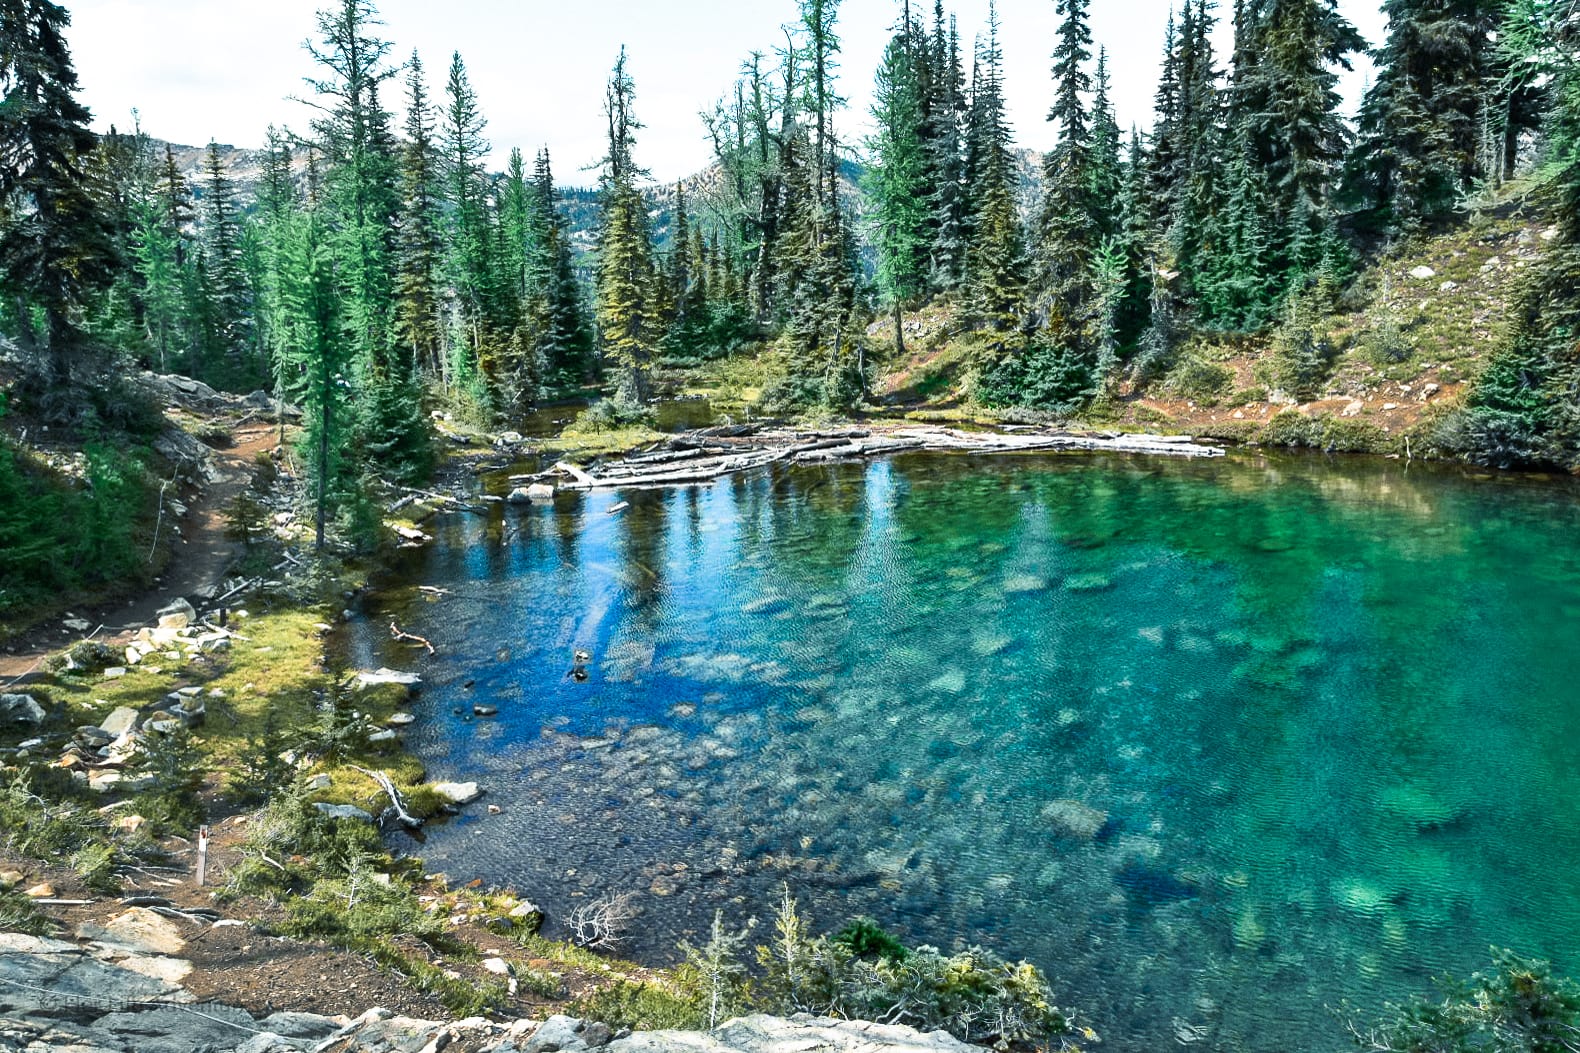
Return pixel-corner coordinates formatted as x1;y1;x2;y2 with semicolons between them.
352;451;1580;1051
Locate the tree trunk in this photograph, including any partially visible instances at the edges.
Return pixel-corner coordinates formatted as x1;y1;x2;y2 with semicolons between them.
892;300;906;359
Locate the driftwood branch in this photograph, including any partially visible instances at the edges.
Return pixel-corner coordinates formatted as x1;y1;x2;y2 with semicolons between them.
390;622;436;655
350;765;423;828
530;424;1225;492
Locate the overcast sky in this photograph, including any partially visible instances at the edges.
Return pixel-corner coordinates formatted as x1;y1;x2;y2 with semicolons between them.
66;0;1389;185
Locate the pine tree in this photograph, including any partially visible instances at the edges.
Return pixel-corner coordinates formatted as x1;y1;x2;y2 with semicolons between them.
393;51;444;379
1088;49;1123;241
867;16;931;350
198;141;254;381
1349;0;1502;231
441;50;494;393
927;14;968;291
530;148;592;387
1031;0;1098;337
596;48;659;408
277;204;350;550
962;2;1024;333
0;0;115;393
1239;0;1363;293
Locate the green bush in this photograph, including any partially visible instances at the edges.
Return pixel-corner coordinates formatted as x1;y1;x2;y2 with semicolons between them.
1344;950;1580;1052
1164;356;1235;405
1270;294;1337;401
753;892;1078;1049
976;340;1099;417
579;398;654;432
0;426;156;617
0;889;53;936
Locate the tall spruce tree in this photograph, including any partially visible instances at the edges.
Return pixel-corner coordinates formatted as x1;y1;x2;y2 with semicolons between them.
963;2;1024;333
393;51;444;379
596;48;659;407
1031;0;1098;340
441;50;495;394
0;0;115;395
867;13;931;351
198;141;254;380
1349;0;1503;231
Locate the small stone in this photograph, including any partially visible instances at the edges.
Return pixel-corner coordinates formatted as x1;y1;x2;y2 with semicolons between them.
1408;265;1436;280
473;704;498;717
306;773;332;791
89;771;123;793
112;814;147;835
487;804;502;815
23;882;55;898
386;712;416;727
102;666;128;680
367;729;398;744
64;616;92;632
1439;280;1458;292
482;956;513;976
0;869;23;890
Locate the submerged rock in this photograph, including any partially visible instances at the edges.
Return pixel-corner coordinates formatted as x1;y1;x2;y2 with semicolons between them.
1040;799;1108;840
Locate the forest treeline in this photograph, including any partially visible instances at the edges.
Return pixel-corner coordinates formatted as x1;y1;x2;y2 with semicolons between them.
1;0;1579;543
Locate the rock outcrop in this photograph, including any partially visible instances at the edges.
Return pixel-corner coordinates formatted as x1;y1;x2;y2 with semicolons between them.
0;933;981;1053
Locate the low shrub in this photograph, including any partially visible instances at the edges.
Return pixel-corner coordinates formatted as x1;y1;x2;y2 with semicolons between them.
1164;356;1235;405
1343;950;1580;1052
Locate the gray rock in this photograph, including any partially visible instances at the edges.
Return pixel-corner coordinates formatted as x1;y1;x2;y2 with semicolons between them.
77;726;114;747
0;693;46;725
523;1014;601;1053
1040;798;1109;840
354;668;422;692
99;707;141;738
431;781;482;805
155;599;197;631
255;1011;345;1041
313;803;375;823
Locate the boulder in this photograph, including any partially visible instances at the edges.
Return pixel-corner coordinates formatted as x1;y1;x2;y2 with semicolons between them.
432;781;482;805
0;693;46;725
156;598;197;630
76;908;188;956
509;483;555;504
1040;798;1109;840
100;707;142;738
1408;265;1437;280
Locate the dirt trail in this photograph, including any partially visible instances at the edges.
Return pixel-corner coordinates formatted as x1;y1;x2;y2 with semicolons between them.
0;423;278;686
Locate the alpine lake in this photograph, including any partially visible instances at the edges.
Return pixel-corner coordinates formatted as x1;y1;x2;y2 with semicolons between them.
345;439;1580;1052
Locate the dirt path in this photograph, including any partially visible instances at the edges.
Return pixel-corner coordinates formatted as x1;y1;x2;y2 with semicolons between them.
0;423;279;686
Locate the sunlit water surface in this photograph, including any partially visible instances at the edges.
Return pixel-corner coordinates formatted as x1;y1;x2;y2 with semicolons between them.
347;451;1580;1052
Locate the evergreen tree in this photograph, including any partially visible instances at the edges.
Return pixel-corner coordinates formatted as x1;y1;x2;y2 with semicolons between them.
393;51;444;379
1031;0;1098;338
441;49;495;393
1348;0;1503;230
927;14;968;291
962;2;1024;333
528;148;592;387
1088;49;1123;240
0;0;115;394
1239;0;1363;293
198;141;254;380
277;204;350;550
867;15;931;350
596;48;659;407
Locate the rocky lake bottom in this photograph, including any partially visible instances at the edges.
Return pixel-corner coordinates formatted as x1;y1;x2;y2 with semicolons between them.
345;450;1580;1052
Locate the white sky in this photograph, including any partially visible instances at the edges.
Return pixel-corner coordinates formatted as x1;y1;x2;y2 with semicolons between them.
66;0;1389;186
